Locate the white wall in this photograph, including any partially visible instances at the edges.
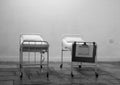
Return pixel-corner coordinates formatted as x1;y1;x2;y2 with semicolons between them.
0;0;120;62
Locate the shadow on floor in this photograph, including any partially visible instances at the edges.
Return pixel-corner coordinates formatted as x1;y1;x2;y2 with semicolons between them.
0;62;120;85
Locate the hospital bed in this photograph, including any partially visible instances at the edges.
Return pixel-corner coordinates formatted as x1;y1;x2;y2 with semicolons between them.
60;34;84;68
19;34;49;80
60;34;98;78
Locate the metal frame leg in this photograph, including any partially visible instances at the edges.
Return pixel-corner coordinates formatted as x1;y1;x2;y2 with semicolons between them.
71;61;74;77
71;51;74;77
40;52;43;69
95;62;99;79
79;62;82;68
95;44;99;79
28;52;30;64
60;49;63;68
34;52;36;64
28;42;30;64
47;49;49;78
34;42;36;64
20;48;23;80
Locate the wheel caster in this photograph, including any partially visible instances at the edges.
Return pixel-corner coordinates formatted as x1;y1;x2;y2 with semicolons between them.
71;72;74;77
41;65;43;69
42;51;45;54
20;72;23;80
79;65;81;68
60;64;63;69
95;72;99;79
47;72;49;78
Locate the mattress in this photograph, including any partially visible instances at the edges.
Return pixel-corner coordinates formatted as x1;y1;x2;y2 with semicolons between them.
62;37;84;50
20;35;49;51
21;35;43;43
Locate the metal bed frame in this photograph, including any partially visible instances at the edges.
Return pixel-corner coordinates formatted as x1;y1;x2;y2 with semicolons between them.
19;34;49;80
60;34;84;68
71;42;98;78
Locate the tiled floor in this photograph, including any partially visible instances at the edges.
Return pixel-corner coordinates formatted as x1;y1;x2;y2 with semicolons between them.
0;62;120;85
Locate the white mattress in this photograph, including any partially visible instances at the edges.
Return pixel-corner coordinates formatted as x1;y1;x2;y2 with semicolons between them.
62;37;84;50
21;35;43;42
20;35;48;47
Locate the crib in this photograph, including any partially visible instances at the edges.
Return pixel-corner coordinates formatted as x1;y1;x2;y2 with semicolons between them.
19;34;49;80
71;42;98;78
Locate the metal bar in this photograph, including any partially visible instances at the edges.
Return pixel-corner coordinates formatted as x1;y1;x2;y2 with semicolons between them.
20;63;47;66
71;50;73;76
61;50;63;65
28;42;30;64
34;52;36;64
19;47;22;72
40;52;42;70
34;42;36;64
47;49;49;77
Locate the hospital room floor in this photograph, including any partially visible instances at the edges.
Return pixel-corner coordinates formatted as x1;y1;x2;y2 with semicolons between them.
0;62;120;85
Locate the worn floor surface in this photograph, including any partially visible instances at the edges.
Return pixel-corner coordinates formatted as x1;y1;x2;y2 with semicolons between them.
0;62;120;85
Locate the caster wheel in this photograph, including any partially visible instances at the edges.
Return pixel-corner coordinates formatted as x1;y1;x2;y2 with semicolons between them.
71;72;74;77
60;64;63;69
41;65;43;69
79;65;81;68
95;72;99;79
47;72;49;78
42;51;45;54
20;72;23;80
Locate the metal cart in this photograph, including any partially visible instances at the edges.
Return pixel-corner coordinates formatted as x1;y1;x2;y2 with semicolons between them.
71;42;98;78
60;34;84;68
19;34;49;80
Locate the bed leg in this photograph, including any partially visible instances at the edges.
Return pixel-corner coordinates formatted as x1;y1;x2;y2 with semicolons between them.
19;48;23;80
79;62;82;68
47;49;49;79
60;64;63;69
60;49;63;69
47;72;49;78
40;52;43;70
95;63;99;79
71;60;74;77
34;52;36;64
71;72;74;77
20;72;23;80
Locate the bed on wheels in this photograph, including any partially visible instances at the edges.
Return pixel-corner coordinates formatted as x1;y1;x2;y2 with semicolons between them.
19;34;49;80
60;34;98;78
71;42;98;78
60;34;84;68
